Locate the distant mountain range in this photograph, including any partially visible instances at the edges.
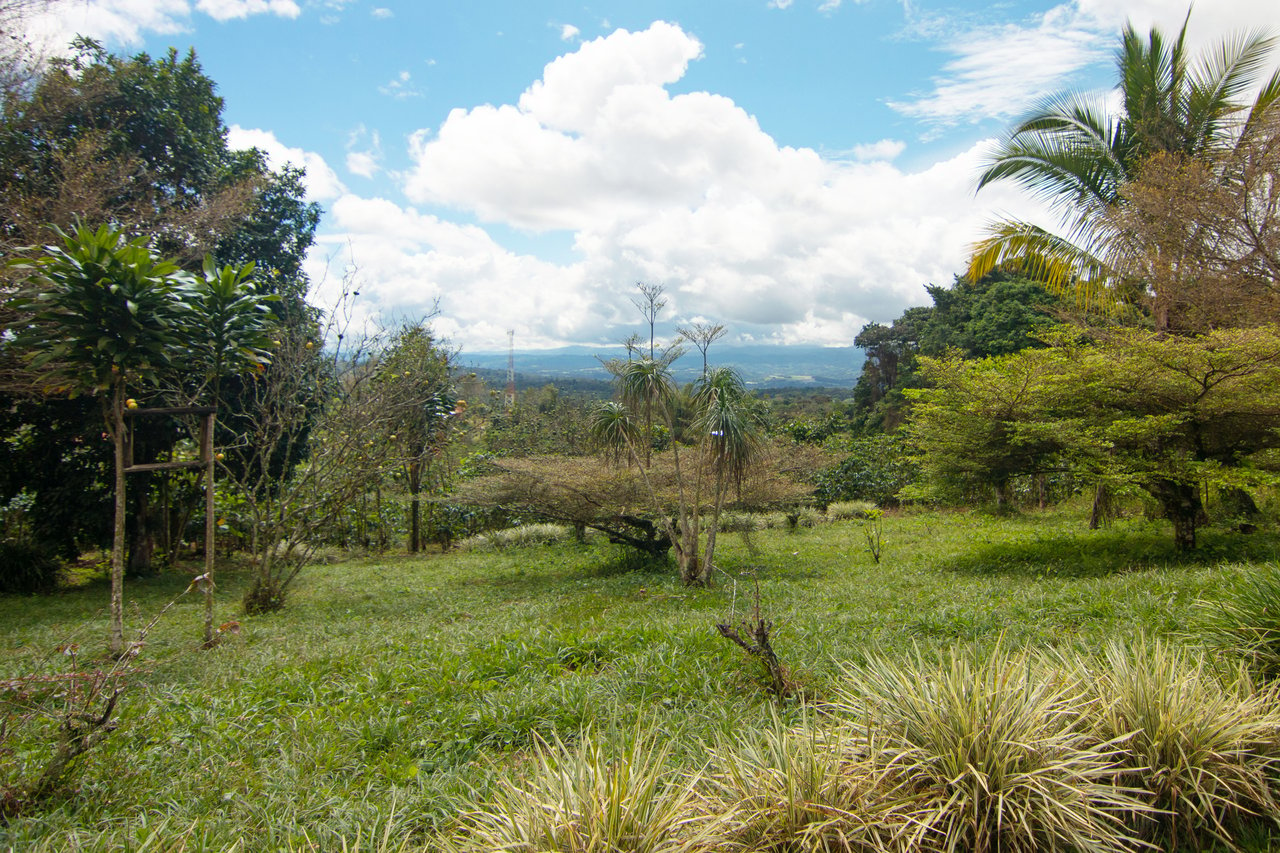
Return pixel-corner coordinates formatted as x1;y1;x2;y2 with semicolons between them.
457;344;865;389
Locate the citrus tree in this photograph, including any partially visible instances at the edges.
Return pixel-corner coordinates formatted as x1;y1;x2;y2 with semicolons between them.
376;323;456;553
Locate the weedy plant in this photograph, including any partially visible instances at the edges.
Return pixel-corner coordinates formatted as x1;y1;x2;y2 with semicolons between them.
443;728;711;853
1;583;196;817
1072;638;1280;850
830;646;1145;853
862;511;883;565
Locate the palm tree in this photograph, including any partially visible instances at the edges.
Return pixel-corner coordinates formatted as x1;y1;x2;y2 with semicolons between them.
969;10;1280;315
590;358;759;587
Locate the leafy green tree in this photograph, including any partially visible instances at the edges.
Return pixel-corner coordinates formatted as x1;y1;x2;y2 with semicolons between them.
919;273;1061;357
852;309;930;419
0;40;252;259
377;323;456;553
0;40;320;576
969;11;1280;314
851;273;1058;433
908;327;1280;549
12;225;192;653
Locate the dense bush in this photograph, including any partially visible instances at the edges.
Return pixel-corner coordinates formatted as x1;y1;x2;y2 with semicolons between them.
814;433;917;507
0;541;61;595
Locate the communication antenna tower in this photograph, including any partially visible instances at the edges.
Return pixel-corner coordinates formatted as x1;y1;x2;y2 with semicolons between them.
505;329;516;409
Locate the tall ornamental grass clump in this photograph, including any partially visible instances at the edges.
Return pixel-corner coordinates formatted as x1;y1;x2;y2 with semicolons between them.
443;730;710;853
697;713;898;852
1198;562;1280;682
1071;639;1280;850
829;647;1143;853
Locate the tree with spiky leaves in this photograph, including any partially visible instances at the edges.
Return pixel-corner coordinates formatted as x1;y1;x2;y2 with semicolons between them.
13;225;191;654
969;10;1280;320
590;359;761;586
11;224;274;652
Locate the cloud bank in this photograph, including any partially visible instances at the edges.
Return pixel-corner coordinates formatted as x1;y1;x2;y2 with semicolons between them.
308;21;1048;351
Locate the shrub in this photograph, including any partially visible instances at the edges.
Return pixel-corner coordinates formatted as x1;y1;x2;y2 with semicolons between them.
1072;639;1280;850
825;500;879;522
717;511;761;534
444;730;709;852
0;541;61;595
786;507;823;530
457;523;579;551
700;713;891;851
830;647;1142;853
814;434;917;507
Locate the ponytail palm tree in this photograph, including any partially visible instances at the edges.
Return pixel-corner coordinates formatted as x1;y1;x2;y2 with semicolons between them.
969;11;1280;314
590;358;760;587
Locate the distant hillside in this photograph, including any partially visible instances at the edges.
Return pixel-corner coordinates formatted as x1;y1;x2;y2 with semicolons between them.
458;344;864;388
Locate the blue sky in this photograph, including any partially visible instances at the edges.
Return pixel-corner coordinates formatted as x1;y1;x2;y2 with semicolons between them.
31;0;1280;352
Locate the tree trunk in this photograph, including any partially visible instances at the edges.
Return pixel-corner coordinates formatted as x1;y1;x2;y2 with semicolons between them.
676;524;710;587
108;384;126;657
994;480;1013;513
159;473;172;566
203;421;216;648
1089;483;1112;530
127;475;155;576
408;459;421;554
676;546;703;586
1148;478;1201;551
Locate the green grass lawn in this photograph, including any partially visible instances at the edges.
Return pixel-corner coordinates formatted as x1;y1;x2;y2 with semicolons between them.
3;503;1279;850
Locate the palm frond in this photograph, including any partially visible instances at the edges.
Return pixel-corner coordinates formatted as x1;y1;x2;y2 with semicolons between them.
977;92;1127;213
693;367;759;481
1186;28;1279;152
616;357;674;415
967;220;1114;310
589;401;640;464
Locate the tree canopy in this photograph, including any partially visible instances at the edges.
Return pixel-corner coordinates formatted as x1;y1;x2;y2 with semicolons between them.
969;11;1280;315
909;326;1280;548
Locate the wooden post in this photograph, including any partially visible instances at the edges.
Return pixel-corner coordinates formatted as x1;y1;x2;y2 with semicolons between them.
121;405;219;647
203;411;216;647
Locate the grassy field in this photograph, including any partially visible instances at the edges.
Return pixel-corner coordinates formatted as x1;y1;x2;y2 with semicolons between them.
3;502;1280;850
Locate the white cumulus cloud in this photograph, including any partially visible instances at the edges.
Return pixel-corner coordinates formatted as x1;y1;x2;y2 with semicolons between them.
227;126;345;202
889;0;1280;128
331;21;1056;351
849;139;906;161
195;0;299;21
24;0;301;49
